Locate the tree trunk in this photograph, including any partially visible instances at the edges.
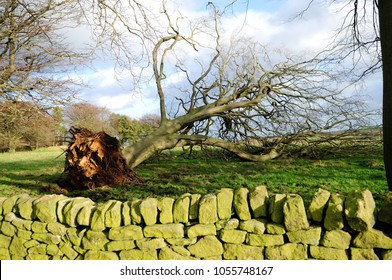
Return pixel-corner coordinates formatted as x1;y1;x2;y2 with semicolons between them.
59;127;143;191
124;127;280;169
379;0;392;191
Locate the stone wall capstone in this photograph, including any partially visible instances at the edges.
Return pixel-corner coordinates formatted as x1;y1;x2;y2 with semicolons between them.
0;187;391;260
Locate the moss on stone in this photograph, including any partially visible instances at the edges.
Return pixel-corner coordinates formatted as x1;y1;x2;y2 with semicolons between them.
249;185;269;218
108;224;143;241
158;197;174;224
188;236;223;258
233;188;251;221
187;224;216;238
140;198;158;226
173;194;190;224
198;194;218;224
143;223;184;238
217;188;234;220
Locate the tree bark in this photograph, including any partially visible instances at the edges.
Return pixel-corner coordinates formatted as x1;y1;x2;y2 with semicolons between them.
379;0;392;191
124;129;280;169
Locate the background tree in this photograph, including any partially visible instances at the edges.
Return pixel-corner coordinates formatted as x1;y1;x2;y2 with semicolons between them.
0;101;56;151
65;102;113;133
294;0;390;190
0;0;87;108
89;1;373;168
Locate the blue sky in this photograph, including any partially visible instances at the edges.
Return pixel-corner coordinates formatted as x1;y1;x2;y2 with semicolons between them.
72;0;382;120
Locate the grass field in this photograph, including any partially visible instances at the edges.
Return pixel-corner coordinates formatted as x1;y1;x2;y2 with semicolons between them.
0;144;388;207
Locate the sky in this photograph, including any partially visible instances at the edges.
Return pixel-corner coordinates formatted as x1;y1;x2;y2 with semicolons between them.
71;0;382;120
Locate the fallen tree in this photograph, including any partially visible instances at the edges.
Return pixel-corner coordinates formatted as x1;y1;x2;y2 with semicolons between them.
60;127;143;191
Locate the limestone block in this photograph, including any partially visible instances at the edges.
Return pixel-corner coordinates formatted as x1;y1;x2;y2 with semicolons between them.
187;224;216;238
344;189;376;231
130;199;142;225
266;223;286;235
0;197;5;216
106;240;136;251
143;223;184;238
46;244;60;256
198;194;218;224
265;243;308;260
247;234;284;247
15;197;36;220
324;194;345;230
173;194;190;224
56;198;73;224
351;248;379;260
32;233;61;244
136;238;166;250
108;225;143;241
219;229;247;244
269;194;286;223
47;222;67;236
171;245;191;256
381;250;392;260
159;247;197;260
33;194;67;223
90;200;116;231
9;236;28;257
239;219;266;234
308;188;330;222
119;249;158;260
11;216;32;231
76;204;96;226
158;197;174;224
352;228;392;249
0;248;10;260
378;192;392;225
166;237;197;246
31;221;47;233
309;246;348;260
105;200;122;228
63;197;95;227
215;218;240;230
140;198;158;226
0;234;12;249
59;242;78;260
2;195;20;215
233;188;251;220
122;201;132;226
223;244;264;260
66;227;87;247
320;229;352;249
0;221;16;236
84;250;119;260
16;228;31;240
81;230;109;250
283;194;309;232
26;254;49;260
286;226;322;245
217;188;234;219
249;185;269;218
189;194;201;220
28;244;47;255
23;239;40;249
188;236;223;258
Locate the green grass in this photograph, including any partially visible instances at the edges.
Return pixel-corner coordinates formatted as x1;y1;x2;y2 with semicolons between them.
0;145;389;207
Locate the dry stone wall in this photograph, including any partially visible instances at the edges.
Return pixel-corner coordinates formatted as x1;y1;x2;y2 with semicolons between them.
0;187;392;260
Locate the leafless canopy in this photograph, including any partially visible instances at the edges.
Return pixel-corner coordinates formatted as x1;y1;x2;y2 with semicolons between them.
86;0;375;167
0;0;87;108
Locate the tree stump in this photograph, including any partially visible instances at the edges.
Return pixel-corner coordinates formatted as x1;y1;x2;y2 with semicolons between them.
60;127;143;191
